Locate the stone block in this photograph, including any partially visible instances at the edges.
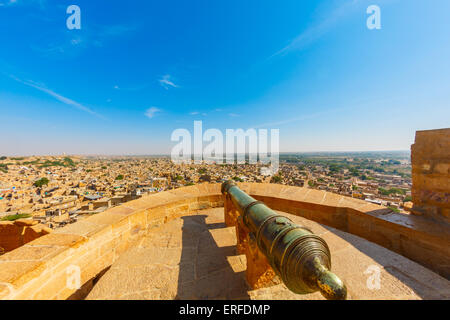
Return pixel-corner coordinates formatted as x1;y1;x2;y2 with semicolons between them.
0;260;47;287
28;233;86;248
13;219;38;227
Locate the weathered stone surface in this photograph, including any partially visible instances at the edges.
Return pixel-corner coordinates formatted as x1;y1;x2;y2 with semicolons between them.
86;208;450;300
27;233;86;248
2;182;449;300
0;221;52;253
13;219;39;227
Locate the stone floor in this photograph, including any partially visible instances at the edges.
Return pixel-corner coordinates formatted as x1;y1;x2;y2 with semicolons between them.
86;208;450;300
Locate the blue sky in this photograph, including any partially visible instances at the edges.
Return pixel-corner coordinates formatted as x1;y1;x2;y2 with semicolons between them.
0;0;449;155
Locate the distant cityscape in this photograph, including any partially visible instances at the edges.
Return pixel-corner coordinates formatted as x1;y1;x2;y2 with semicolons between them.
0;151;412;230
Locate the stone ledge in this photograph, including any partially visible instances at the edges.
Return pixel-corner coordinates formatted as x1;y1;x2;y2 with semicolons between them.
0;185;223;300
0;220;52;253
0;183;448;300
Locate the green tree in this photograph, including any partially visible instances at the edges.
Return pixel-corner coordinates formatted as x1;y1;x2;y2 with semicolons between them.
1;213;32;221
63;157;76;167
34;177;49;188
389;187;406;195
379;187;406;196
329;164;341;173
271;175;282;183
115;175;124;180
349;167;359;177
403;196;412;202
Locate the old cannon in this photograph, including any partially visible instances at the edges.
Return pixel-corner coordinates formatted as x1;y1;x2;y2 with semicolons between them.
221;180;347;300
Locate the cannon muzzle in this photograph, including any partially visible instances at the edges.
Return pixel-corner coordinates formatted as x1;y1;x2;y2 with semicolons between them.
221;180;347;300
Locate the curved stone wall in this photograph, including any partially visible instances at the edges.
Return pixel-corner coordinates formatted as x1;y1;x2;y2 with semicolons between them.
238;183;449;281
0;219;52;253
0;183;448;300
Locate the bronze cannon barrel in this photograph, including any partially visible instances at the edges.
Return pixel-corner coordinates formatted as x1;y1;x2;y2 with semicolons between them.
221;180;347;300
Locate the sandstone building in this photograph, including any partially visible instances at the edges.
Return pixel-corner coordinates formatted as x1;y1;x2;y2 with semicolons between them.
411;128;450;224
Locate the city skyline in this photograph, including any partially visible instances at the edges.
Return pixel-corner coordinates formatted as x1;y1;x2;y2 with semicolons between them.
1;0;450;155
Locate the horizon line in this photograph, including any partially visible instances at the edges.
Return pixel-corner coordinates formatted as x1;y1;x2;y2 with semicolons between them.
2;150;411;158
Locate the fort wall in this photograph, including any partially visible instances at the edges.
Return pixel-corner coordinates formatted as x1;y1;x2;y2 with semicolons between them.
0;183;448;300
0;219;52;253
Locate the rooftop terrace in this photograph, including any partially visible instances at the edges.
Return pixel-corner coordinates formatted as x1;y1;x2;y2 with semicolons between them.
1;183;449;300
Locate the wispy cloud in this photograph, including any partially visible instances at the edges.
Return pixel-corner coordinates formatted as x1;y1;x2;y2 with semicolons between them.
0;0;47;9
0;0;17;7
0;0;16;5
158;75;178;90
253;94;395;129
145;107;161;119
31;23;137;58
8;74;105;119
228;113;240;117
100;25;137;37
270;0;361;58
113;83;151;92
189;111;207;116
253;110;341;129
31;33;87;57
1;0;19;6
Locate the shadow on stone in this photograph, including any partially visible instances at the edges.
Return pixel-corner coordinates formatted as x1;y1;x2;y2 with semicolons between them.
175;214;250;299
322;225;450;299
68;266;111;300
